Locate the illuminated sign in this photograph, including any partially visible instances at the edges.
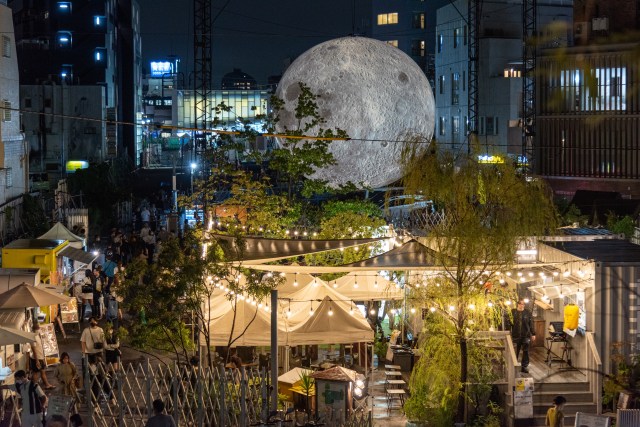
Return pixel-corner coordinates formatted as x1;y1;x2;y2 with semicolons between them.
478;155;505;164
150;61;173;77
65;160;89;173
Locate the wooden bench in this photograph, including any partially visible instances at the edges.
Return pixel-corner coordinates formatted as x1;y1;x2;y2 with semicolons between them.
385;364;401;370
385;379;406;391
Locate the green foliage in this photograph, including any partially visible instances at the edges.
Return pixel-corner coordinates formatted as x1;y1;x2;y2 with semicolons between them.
401;144;557;421
404;315;458;424
117;231;282;367
303;200;386;277
20;194;49;237
606;213;636;239
558;201;589;227
266;82;349;200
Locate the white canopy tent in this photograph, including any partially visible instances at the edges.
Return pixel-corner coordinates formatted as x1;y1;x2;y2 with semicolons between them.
280;280;351;328
288;296;374;345
328;272;404;301
39;222;85;248
275;272;318;296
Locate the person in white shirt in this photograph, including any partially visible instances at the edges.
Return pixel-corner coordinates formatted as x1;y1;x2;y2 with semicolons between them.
29;324;55;389
81;318;105;364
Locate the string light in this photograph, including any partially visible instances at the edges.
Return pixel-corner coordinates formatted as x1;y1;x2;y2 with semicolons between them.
430;307;436;313
369;308;376;315
410;308;416;314
328;304;334;316
354;274;359;289
350;303;354;316
293;273;298;287
309;302;314;316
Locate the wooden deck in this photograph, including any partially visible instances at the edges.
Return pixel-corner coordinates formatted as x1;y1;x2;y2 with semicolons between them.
523;346;587;383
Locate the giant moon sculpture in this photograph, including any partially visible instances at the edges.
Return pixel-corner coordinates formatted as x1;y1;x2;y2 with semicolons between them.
275;36;435;188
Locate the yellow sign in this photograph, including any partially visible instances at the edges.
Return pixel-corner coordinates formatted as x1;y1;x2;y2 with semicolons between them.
65;160;89;173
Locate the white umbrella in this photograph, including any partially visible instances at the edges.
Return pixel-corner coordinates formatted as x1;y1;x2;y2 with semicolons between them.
0;283;71;309
0;325;35;346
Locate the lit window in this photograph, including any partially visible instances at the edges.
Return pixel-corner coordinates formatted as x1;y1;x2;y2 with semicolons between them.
439;117;446;135
377;12;398;25
452;116;460;136
386;40;398;47
2;100;10;122
56;31;72;48
5;168;12;188
411;40;425;57
439;75;445;95
94;16;105;27
438;34;443;53
452;73;460;105
2;36;9;58
60;64;73;81
57;2;71;12
454;28;461;48
94;47;106;62
503;68;521;78
412;13;425;29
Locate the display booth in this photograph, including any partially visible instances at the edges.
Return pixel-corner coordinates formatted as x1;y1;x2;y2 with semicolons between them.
311;366;358;426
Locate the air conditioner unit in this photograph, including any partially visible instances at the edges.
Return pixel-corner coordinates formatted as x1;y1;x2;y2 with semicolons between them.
574;22;591;44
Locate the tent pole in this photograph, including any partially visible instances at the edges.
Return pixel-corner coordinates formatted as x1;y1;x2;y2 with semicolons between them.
270;290;278;414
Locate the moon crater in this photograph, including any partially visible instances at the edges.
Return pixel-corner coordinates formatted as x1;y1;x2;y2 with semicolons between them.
275;36;435;188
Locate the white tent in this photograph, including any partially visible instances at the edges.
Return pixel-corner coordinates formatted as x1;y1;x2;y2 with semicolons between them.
287;296;374;345
276;272;318;296
39;222;85;248
207;297;288;347
280;281;352;328
329;272;404;301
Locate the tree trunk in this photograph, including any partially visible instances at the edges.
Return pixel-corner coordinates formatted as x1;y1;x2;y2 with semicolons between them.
457;337;468;423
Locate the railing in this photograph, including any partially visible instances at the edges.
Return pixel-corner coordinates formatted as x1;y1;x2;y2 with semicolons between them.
586;331;603;414
472;331;520;402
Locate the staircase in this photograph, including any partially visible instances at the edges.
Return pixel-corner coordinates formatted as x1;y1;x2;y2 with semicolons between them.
531;380;597;426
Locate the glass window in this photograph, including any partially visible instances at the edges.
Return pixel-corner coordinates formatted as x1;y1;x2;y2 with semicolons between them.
386;40;398;47
377;13;398;25
56;31;72;48
439;117;446;135
94;47;106;62
439;75;445;95
454;28;460;48
5;168;12;188
438;34;443;53
412;13;425;29
486;117;495;135
94;16;105;27
452;116;460;136
2;100;10;122
57;2;71;13
452;73;460;105
60;64;73;82
411;40;425;57
2;36;10;58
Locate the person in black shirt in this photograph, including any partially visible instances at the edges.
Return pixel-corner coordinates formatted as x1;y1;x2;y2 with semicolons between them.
507;299;536;373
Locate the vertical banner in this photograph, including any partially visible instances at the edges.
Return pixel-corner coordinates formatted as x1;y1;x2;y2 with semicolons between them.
514;377;534;419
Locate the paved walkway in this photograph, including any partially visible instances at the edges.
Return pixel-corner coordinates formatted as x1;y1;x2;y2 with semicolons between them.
368;365;408;426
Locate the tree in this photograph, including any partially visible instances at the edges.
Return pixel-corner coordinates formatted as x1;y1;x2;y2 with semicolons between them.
116;230;282;368
401;142;557;422
266;82;348;201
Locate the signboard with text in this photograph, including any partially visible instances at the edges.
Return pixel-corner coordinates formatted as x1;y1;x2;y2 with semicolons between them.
514;377;534;419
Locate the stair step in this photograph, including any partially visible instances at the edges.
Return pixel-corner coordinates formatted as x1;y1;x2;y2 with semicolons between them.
534;381;590;392
533;402;597;415
533;391;593;404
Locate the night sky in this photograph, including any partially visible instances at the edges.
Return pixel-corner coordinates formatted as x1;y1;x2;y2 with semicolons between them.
139;0;371;87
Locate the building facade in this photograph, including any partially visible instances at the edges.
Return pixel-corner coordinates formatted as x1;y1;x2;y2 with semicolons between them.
9;0;143;174
537;0;640;197
371;0;449;87
435;0;572;156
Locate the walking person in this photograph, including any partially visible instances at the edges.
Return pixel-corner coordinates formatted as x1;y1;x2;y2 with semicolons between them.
145;399;176;427
0;370;48;427
507;299;536;373
81;317;105;365
104;323;121;371
545;395;567;427
54;352;79;397
28;324;55;389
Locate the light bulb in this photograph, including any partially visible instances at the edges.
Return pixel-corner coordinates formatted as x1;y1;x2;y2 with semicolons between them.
350;307;354;315
293;281;298;287
410;308;416;314
487;302;494;308
505;300;512;306
468;304;476;310
309;308;314;316
430;307;436;313
524;298;530;304
448;305;455;312
328;308;334;316
369;308;376;315
287;309;292;318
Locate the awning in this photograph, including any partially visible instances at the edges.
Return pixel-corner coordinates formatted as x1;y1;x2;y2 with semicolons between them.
58;246;97;265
